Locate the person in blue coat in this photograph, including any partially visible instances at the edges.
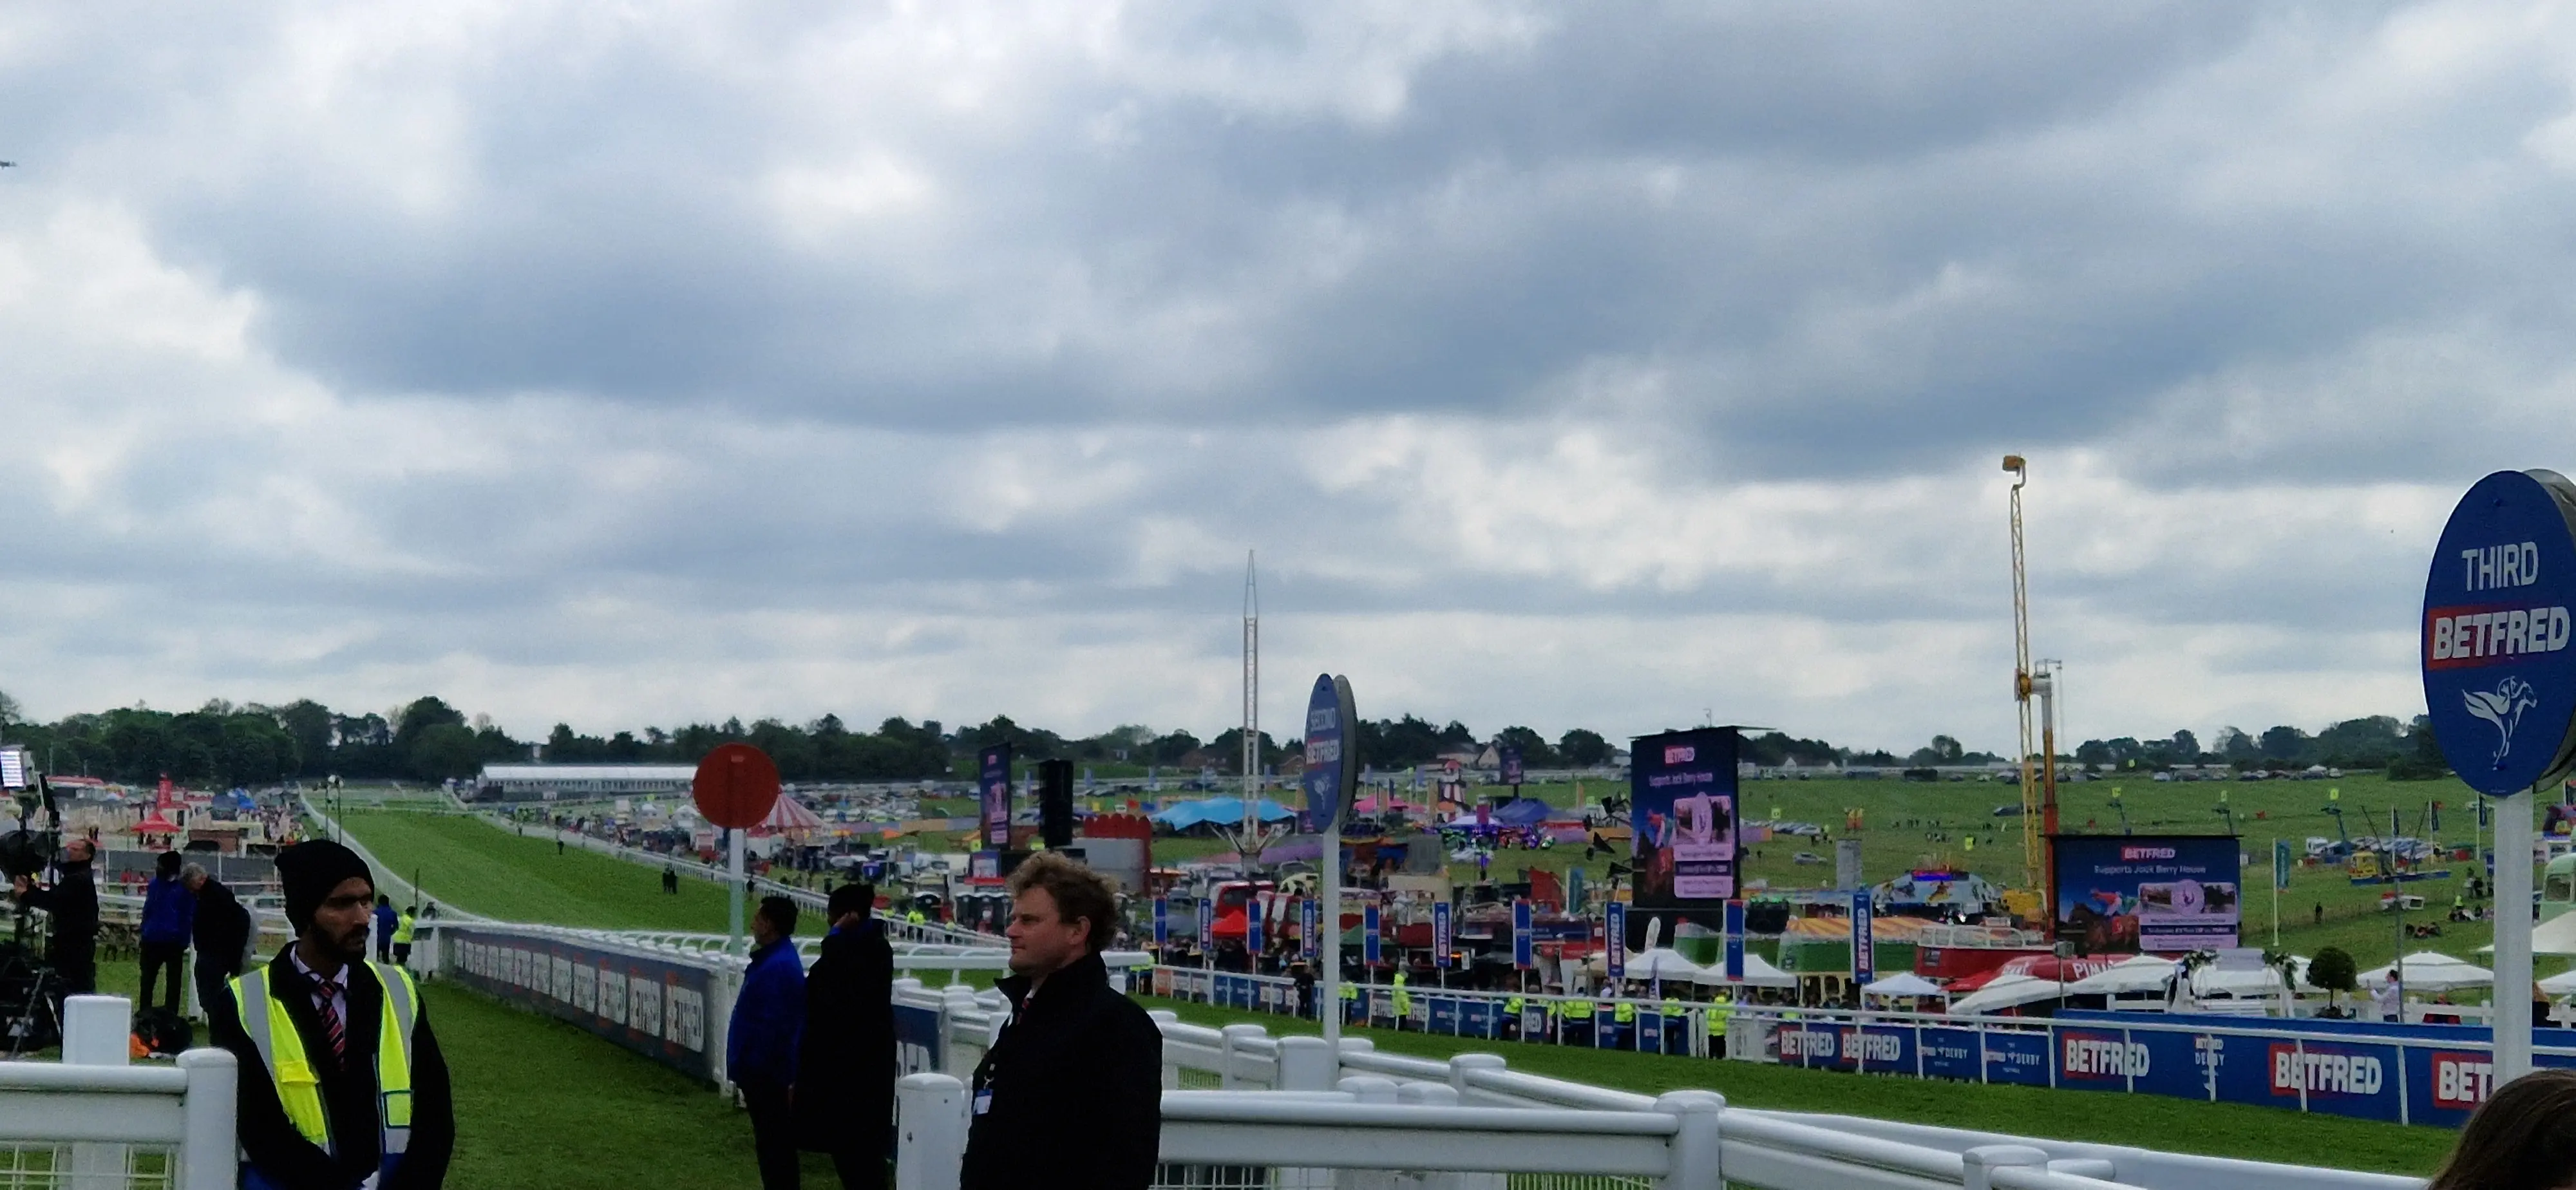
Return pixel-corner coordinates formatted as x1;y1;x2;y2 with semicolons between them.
138;849;196;1012
728;896;806;1190
372;895;399;963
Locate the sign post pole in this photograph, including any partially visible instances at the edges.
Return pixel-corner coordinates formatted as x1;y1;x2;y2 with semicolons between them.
1303;674;1358;1049
728;827;746;954
691;743;782;958
2499;788;2536;1081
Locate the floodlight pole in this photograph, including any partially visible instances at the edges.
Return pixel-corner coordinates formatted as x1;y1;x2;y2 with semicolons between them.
2497;788;2535;1081
728;827;746;954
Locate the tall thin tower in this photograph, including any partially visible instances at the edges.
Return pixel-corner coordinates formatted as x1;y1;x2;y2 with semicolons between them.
1243;551;1260;839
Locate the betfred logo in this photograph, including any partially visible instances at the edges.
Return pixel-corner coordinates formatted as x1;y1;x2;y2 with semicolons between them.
2061;1035;2149;1080
1663;744;1696;764
2121;845;2177;861
2432;1052;2496;1110
2269;1044;2385;1097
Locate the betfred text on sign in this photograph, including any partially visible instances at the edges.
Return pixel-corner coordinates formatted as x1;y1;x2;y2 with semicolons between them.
2432;1052;2496;1111
2269;1045;2385;1097
2061;1035;2150;1080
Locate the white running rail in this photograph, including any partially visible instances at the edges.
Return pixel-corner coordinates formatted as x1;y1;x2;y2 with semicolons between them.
0;996;238;1190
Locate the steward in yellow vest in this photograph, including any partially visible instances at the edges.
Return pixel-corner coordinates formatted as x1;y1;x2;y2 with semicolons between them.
209;840;454;1190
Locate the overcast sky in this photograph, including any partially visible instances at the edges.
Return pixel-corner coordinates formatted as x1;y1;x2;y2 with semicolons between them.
3;1;2571;753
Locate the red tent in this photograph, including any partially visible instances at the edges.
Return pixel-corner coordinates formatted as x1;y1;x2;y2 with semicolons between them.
133;815;182;835
1209;909;1250;938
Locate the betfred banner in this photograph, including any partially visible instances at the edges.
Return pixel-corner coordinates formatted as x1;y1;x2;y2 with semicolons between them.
1512;898;1535;970
1363;903;1382;966
1626;727;1739;952
1153;897;1169;948
1850;891;1874;984
444;927;716;1081
1300;897;1318;959
1499;746;1524;788
2052;834;2241;953
979;744;1013;849
1432;901;1453;968
1605;903;1627;979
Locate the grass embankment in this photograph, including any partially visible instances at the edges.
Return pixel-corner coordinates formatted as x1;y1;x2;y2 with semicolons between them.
1142;997;2455;1176
334;810;819;936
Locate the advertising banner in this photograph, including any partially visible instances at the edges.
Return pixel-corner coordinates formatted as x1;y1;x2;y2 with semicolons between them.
1300;897;1318;959
1460;997;1497;1039
2420;469;2576;796
445;927;716;1082
1429;997;1460;1035
1627;728;1739;957
1499;746;1524;788
979;744;1013;849
1432;901;1453;968
1512;898;1535;970
1920;1028;1981;1081
1363;903;1382;966
1851;891;1875;984
894;1003;942;1075
1200;895;1215;951
1247;894;1264;956
1725;900;1746;982
1605;903;1627;979
2052;835;2242;953
1982;1030;2053;1087
2274;840;2292;892
1153;897;1169;949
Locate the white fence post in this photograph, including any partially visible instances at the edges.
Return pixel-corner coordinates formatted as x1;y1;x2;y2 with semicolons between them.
1448;1052;1505;1102
178;1048;240;1190
1963;1144;2052;1190
895;1073;969;1190
1278;1035;1338;1091
1658;1090;1725;1190
64;995;133;1185
1220;1024;1267;1090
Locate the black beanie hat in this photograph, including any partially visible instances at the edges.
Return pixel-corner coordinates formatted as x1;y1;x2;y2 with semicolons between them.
277;840;373;934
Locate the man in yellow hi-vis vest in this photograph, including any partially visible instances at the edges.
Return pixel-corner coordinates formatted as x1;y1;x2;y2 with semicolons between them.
209;840;454;1190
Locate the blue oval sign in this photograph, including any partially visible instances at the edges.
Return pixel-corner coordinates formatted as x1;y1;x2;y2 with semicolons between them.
1300;674;1356;830
2421;469;2576;795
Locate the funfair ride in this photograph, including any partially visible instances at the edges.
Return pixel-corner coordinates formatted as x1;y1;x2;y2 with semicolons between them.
2004;455;2059;916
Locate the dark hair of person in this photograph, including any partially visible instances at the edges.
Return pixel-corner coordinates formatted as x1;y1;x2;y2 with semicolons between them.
156;850;182;876
757;895;799;936
828;883;875;922
1006;853;1117;955
2430;1068;2576;1190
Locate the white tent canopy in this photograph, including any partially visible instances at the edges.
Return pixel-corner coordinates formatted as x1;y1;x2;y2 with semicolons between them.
2065;954;2178;996
2192;958;2314;997
1624;948;1712;980
2360;951;2494;992
1706;952;1797;990
1861;972;1947;999
1947;973;2065;1015
2539;968;2576;997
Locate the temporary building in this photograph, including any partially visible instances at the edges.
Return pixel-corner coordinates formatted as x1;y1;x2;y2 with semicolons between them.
2359;951;2494;992
1946;973;2069;1015
1149;798;1296;831
2063;954;2179;997
1860;972;1948;1000
755;797;826;835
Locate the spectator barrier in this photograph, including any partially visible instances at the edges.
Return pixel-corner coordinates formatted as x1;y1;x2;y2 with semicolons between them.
0;996;237;1190
1143;965;2573;1129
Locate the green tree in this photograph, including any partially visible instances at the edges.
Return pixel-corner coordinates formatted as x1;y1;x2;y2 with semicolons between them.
408;723;484;781
2308;947;2359;1013
1493;726;1555;766
1556;728;1612;767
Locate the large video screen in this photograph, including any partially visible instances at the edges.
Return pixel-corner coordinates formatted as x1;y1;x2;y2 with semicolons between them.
1625;727;1738;956
2052;835;2241;954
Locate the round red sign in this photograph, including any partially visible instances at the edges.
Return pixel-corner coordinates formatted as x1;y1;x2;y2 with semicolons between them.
692;742;781;830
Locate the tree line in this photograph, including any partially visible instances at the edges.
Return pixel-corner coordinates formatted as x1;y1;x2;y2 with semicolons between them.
0;689;2447;789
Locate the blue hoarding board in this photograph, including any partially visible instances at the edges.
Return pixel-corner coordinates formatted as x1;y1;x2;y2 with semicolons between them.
1636;1011;1662;1053
2054;1028;2146;1093
2420;469;2576;795
894;1003;942;1075
1982;1030;2052;1086
1153;897;1169;948
2052;834;2242;953
1461;998;1496;1039
1851;891;1874;983
1920;1027;1981;1081
1429;997;1460;1035
2210;1034;2403;1122
446;927;717;1082
1364;903;1382;966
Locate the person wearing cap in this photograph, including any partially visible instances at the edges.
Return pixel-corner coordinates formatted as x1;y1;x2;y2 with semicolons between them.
207;840;455;1190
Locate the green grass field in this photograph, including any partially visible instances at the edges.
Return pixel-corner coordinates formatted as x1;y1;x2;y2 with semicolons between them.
334;811;819;936
1141;996;2458;1176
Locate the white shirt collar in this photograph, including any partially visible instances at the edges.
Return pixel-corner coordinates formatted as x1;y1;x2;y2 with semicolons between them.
288;947;352;992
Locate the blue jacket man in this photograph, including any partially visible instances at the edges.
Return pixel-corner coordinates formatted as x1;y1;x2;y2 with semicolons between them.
138;850;196;1012
373;897;399;963
728;896;806;1190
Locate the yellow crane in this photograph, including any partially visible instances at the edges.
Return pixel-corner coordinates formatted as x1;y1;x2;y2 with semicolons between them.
2004;455;2058;907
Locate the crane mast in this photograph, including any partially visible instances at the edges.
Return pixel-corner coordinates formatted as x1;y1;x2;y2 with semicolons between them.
2005;456;2046;896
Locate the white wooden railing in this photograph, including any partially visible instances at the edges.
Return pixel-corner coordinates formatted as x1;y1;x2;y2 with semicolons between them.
0;997;238;1190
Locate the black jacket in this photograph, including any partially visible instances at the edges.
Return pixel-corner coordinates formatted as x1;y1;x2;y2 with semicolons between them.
17;858;97;959
960;952;1161;1190
795;918;896;1153
192;878;253;977
207;954;456;1190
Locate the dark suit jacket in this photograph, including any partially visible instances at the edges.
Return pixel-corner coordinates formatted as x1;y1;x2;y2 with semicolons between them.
794;918;895;1153
207;954;456;1190
191;879;252;977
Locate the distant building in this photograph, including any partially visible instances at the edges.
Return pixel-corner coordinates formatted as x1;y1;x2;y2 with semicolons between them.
475;763;694;802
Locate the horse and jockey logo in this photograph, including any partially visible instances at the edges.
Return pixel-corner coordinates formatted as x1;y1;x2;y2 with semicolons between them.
2465;676;2541;762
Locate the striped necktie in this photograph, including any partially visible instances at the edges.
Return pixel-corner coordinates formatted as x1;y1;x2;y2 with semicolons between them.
312;974;347;1068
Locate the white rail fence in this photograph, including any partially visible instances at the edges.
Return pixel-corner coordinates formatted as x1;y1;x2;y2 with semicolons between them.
1;997;236;1190
885;985;2426;1190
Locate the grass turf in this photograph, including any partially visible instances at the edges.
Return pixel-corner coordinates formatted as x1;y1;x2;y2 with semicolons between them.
334;810;820;936
1139;996;2461;1177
